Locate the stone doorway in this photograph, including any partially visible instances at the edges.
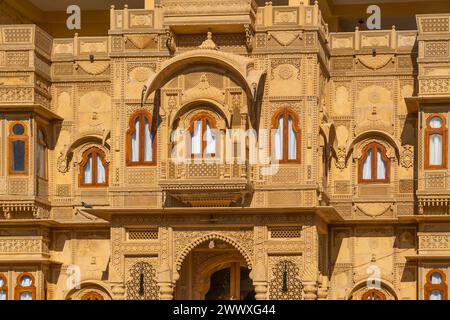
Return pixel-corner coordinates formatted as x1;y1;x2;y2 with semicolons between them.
175;239;255;300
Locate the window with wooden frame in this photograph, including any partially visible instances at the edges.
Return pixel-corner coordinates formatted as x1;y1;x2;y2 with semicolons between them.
425;114;447;170
14;272;36;300
126;110;156;166
0;273;7;300
271;108;300;163
358;142;390;183
79;147;109;187
361;289;386;300
36;127;48;179
425;269;448;300
8;122;28;175
188;112;218;158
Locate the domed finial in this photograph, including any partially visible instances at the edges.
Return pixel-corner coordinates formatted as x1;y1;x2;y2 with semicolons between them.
199;31;218;50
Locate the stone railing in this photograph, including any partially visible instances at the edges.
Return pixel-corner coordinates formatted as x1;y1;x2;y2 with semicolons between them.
52;35;110;59
162;0;257;29
329;28;417;52
162;160;249;181
256;2;328;37
163;0;257;16
109;6;158;32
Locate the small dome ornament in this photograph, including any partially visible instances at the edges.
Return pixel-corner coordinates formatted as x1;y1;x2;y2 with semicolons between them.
199;31;218;50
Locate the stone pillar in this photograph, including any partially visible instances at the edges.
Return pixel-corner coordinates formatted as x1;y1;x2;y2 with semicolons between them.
303;281;318;300
316;275;329;300
158;264;174;300
145;0;155;9
251;262;268;300
111;283;126;300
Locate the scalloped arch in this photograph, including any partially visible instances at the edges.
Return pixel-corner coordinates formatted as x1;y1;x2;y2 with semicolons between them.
175;233;253;271
346;130;401;161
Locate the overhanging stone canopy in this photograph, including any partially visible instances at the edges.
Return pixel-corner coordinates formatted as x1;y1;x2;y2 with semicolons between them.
143;37;266;117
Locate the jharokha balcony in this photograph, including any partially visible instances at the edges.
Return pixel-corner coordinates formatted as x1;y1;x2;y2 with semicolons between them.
160;159;253;207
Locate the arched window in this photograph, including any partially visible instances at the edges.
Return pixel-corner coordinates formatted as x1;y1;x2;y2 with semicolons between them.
0;273;7;300
425;269;447;300
272;108;300;163
36;127;47;179
361;289;386;300
126;110;156;166
15;273;36;300
425;115;447;169
8;122;28;175
189;112;218;158
359;142;390;183
79;147;109;187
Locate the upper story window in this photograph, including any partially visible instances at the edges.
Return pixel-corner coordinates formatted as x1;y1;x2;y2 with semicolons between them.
189;112;218;158
79;147;108;187
36;128;47;179
272;108;300;163
0;273;7;300
425;270;447;300
9;122;28;175
127;111;156;166
425;115;447;169
359;142;390;183
15;273;36;300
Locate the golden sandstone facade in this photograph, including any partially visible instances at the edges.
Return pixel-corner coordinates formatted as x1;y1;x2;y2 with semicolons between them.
1;0;450;301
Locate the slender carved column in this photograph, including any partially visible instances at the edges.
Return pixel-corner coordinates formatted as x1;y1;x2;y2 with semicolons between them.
303;282;318;300
251;262;268;300
158;263;174;300
111;283;126;300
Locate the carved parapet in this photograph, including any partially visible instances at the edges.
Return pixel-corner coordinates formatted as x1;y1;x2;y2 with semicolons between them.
417;195;450;215
161;161;253;207
110;7;157;32
163;0;257;31
330;29;417;53
0;201;51;220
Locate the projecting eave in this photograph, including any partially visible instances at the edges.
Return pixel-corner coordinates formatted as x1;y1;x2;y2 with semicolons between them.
406;254;450;261
0;257;63;265
84;206;344;223
405;96;450;114
399;215;450;222
0;104;63;122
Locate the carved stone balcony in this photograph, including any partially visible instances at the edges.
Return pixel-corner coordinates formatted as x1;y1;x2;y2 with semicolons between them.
162;0;258;33
160;160;253;207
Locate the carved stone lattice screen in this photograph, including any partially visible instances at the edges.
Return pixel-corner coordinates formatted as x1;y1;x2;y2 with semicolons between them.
269;259;302;300
126;262;159;300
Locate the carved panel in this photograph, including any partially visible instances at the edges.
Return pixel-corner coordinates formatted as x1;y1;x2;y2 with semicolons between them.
268;256;303;300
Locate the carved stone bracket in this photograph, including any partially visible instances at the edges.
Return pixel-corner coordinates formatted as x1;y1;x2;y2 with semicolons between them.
244;24;255;51
165;29;176;54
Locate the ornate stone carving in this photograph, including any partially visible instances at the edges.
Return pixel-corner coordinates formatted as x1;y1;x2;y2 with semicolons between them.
268;257;303;300
355;203;393;218
356;54;394;70
400;146;414;168
125;34;157;49
199;32;218;50
76;61;110;75
268;31;302;47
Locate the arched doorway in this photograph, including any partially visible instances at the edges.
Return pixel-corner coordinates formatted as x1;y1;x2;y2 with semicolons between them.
81;291;104;300
175;239;255;300
361;289;386;300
